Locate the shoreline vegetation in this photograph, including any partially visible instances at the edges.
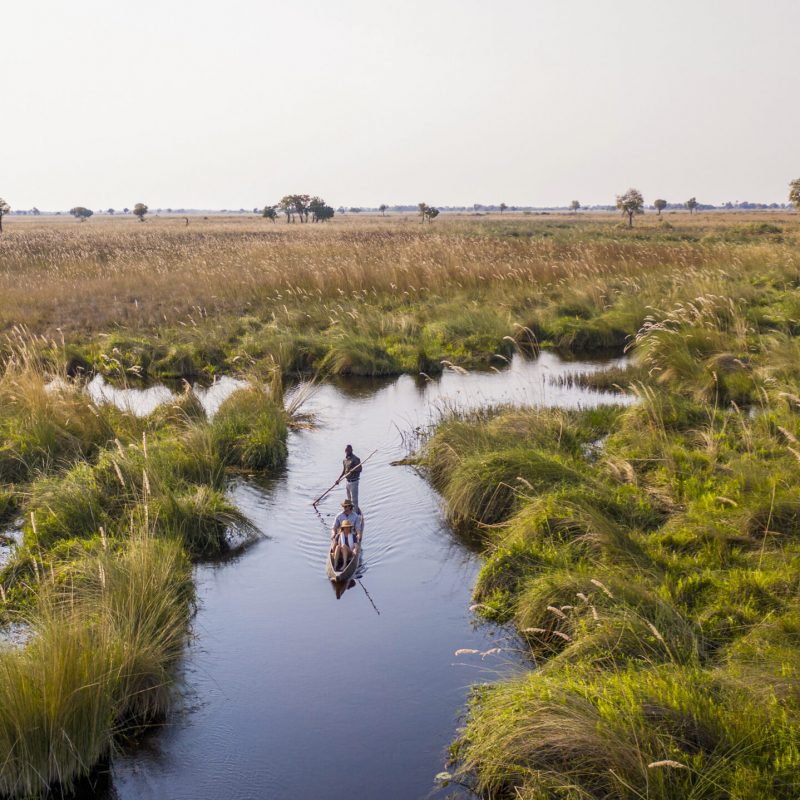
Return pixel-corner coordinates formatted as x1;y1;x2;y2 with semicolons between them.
414;242;800;794
0;340;289;797
0;212;799;797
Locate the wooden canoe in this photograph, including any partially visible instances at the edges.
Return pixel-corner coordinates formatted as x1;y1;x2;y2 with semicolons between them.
326;516;364;582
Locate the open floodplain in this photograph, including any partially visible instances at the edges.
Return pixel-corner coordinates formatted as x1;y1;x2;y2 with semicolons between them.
1;212;800;799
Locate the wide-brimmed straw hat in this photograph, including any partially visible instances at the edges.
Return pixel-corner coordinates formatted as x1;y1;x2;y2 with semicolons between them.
341;500;353;507
340;519;354;528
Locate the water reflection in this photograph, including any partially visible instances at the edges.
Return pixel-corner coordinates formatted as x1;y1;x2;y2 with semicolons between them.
86;375;247;418
331;578;358;600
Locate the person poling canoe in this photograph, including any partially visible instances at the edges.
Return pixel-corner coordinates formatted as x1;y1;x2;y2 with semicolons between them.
312;448;376;508
335;444;363;513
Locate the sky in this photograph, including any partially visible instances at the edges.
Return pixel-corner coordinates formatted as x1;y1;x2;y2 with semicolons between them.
3;0;799;210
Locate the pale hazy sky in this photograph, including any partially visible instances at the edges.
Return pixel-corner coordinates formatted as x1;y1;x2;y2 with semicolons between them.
3;0;799;210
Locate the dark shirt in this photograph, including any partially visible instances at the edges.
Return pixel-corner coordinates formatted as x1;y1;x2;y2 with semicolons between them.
343;454;362;481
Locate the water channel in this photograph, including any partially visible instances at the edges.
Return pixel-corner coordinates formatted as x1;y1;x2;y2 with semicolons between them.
80;352;630;800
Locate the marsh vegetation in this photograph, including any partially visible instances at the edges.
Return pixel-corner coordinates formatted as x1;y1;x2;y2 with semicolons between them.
0;211;799;797
417;265;800;798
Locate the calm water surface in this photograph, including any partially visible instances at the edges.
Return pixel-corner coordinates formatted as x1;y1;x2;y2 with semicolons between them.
96;354;629;800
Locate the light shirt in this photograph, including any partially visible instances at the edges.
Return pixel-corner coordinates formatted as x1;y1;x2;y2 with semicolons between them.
332;510;363;536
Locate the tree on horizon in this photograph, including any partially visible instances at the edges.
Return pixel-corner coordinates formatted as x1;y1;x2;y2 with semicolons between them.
686;197;698;214
789;178;800;211
418;203;440;223
0;197;10;233
69;206;93;222
654;199;667;216
133;203;149;222
616;189;644;227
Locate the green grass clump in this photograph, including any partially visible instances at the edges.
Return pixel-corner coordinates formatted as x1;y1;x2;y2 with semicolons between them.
23;426;245;558
0;535;192;799
319;336;400;376
153;484;252;558
454;663;800;799
0;369;113;483
442;447;585;526
211;386;288;471
422;305;514;366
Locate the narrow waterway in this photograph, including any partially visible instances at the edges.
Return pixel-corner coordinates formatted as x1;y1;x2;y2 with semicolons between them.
96;353;630;800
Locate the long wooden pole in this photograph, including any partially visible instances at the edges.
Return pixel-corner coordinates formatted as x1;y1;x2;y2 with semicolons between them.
312;449;378;507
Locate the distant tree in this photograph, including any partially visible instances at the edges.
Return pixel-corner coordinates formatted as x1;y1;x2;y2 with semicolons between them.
133;203;148;222
293;194;310;222
379;204;388;216
308;197;332;222
349;207;362;214
616;188;644;227
166;208;173;214
279;194;310;222
499;202;508;214
107;208;115;215
686;197;698;214
278;196;295;222
473;203;483;212
789;178;800;211
262;205;278;222
654;199;667;216
308;196;324;215
337;206;346;215
0;198;9;233
418;204;439;223
570;200;580;213
69;206;93;222
31;207;41;216
123;207;130;214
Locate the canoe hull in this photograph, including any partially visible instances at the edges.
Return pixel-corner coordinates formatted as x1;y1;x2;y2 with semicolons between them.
326;550;360;583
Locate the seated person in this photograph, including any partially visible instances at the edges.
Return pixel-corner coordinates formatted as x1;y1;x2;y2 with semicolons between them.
332;499;363;539
331;518;358;569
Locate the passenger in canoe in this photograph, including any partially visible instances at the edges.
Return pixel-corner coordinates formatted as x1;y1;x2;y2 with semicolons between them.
331;499;363;569
335;445;362;513
331;499;363;541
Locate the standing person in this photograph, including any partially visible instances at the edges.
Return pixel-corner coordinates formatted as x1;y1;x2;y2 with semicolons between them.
336;444;362;513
